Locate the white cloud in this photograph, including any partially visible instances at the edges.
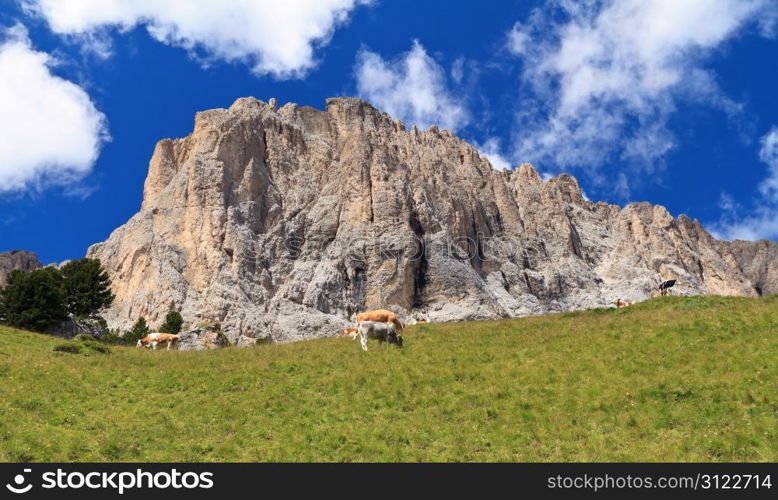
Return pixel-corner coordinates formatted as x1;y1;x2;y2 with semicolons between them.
476;137;512;170
506;0;775;174
613;172;631;201
713;127;778;240
22;0;372;78
714;206;778;241
450;56;465;85
757;128;778;198
506;21;531;56
0;24;108;193
355;40;469;131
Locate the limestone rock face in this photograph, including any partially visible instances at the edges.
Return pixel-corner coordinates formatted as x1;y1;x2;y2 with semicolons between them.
719;239;778;296
88;97;777;343
177;328;230;351
0;250;42;287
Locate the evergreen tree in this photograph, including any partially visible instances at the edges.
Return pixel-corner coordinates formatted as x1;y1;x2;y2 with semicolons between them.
60;258;114;317
124;317;151;344
159;311;183;334
0;268;68;331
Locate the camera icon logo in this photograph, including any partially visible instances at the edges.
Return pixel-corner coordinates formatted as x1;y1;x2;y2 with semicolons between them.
6;469;33;494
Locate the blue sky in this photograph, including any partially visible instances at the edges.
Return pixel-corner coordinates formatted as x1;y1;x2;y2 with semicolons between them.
0;0;776;264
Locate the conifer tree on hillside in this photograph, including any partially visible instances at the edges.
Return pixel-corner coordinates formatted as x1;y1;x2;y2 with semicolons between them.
0;268;68;331
159;311;184;334
60;258;114;317
124;317;151;344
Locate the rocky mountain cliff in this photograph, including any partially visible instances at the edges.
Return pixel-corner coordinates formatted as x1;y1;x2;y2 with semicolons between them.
719;239;778;296
0;250;42;287
87;97;778;343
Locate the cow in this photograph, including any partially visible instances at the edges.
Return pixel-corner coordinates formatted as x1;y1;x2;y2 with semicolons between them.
658;279;677;296
356;309;404;331
613;299;629;308
357;321;403;351
339;327;360;339
136;333;179;351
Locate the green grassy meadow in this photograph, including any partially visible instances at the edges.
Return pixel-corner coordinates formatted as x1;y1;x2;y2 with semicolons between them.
0;295;776;462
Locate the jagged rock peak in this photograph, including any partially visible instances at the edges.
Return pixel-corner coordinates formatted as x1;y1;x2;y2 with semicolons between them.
0;250;43;287
516;163;541;183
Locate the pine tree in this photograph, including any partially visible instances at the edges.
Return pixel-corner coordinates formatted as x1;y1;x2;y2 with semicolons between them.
124;317;151;344
0;268;68;331
60;258;114;317
159;311;183;334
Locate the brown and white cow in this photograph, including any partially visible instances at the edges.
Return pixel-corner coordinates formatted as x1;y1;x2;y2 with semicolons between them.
339;327;360;339
356;309;404;331
136;333;179;350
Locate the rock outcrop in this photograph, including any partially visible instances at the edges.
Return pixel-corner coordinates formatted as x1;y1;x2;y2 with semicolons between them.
88;97;778;343
47;314;108;340
719;239;778;296
177;326;230;351
0;250;42;287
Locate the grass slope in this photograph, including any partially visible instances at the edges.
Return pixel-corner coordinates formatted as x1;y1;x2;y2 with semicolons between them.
0;296;776;462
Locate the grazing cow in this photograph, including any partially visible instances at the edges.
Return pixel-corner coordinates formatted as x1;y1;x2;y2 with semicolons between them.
356;309;404;331
136;333;179;351
613;299;632;308
339;327;360;339
357;321;403;351
658;279;677;296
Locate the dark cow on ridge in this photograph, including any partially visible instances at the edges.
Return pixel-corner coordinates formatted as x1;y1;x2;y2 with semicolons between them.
658;279;677;296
